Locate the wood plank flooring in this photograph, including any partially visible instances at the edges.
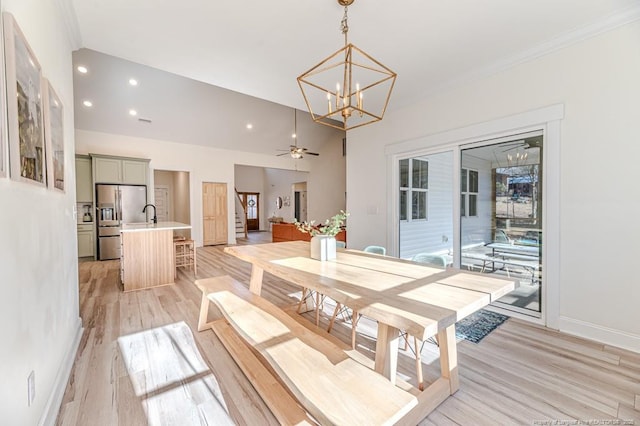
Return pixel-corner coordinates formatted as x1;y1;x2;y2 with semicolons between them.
57;234;640;425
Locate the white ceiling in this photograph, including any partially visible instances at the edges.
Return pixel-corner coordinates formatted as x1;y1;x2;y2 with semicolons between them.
69;0;640;154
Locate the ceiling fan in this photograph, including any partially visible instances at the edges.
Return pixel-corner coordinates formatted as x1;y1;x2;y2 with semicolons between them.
276;109;319;159
501;136;542;153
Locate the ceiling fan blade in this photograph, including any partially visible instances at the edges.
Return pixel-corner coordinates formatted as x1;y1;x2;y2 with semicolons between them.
501;144;526;153
276;152;289;156
306;152;320;156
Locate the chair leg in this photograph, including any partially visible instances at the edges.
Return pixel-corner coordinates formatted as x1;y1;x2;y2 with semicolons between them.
351;310;360;349
297;288;308;314
192;245;197;276
414;336;424;391
402;331;409;351
315;292;321;326
327;303;341;333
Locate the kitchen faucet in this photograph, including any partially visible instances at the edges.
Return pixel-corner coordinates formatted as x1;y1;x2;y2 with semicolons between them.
142;204;157;224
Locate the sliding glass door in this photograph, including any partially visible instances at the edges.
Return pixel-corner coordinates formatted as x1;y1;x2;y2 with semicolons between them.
460;132;543;316
396;132;544;317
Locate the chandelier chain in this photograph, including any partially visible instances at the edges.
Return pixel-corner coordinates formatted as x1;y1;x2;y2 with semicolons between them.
341;5;349;44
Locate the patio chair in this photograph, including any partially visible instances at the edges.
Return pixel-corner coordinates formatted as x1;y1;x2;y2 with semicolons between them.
363;245;386;255
411;253;448;267
494;229;510;243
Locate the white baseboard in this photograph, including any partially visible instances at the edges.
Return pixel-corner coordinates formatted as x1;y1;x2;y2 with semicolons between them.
39;318;84;426
558;316;640;354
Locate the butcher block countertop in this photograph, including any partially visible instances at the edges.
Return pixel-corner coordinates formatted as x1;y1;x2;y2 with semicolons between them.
121;221;191;232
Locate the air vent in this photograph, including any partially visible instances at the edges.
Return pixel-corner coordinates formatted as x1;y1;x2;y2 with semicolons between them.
138;118;152;124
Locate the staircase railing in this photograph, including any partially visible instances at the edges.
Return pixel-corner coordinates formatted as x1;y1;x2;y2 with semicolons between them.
234;188;248;238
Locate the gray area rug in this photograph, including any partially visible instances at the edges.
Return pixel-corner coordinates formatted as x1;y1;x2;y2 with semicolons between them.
455;309;509;343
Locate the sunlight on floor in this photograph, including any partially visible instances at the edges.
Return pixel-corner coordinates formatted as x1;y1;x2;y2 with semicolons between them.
117;321;234;425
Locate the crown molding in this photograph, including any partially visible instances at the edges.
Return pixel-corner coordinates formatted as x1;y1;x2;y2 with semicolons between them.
401;3;640;108
54;0;82;50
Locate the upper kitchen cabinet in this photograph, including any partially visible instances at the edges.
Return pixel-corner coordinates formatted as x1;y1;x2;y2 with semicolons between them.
75;155;93;202
92;154;150;185
122;160;148;184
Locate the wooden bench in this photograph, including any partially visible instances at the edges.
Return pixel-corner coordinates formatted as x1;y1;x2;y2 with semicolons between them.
195;275;442;426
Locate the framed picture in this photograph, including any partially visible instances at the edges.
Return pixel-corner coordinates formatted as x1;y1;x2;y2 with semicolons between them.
3;12;46;187
43;79;64;191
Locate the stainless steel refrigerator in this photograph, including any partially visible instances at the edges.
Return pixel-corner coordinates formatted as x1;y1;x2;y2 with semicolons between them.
96;184;148;260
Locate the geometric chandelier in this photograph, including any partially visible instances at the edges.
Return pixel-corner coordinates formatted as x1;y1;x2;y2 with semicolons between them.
297;0;397;131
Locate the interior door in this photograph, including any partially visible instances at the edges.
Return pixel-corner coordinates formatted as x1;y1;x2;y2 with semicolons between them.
154;187;170;222
202;182;228;245
241;192;259;231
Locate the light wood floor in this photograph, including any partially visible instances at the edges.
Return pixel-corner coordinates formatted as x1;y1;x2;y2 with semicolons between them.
57;234;640;425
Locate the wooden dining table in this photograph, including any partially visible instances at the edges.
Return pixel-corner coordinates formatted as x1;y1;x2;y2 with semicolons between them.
223;241;515;399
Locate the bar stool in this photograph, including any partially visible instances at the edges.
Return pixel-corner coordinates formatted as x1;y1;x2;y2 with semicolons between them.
174;238;196;278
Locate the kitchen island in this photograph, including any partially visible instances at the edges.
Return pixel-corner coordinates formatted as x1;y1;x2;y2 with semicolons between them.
120;221;192;292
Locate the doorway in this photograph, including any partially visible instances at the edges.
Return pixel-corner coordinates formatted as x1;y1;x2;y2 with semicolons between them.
238;192;260;231
460;132;543;317
293;182;307;222
154;170;191;239
396;132;544;318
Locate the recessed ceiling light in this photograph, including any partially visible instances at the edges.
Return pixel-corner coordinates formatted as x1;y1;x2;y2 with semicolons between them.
129;109;137;116
246;123;253;130
83;100;93;107
77;65;88;74
129;78;138;86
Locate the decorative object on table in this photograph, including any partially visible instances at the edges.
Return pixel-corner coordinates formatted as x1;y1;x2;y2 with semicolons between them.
297;0;396;131
294;210;348;261
42;79;64;191
454;309;509;344
3;12;46;186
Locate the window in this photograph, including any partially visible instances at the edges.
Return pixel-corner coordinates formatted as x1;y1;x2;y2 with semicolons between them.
400;158;428;221
461;168;478;217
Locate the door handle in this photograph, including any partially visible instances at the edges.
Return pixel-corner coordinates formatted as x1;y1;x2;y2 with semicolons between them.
114;189;120;221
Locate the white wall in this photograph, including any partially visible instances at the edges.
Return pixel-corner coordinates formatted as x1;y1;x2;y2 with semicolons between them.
76;130;345;244
347;21;640;351
307;132;346;223
0;1;82;423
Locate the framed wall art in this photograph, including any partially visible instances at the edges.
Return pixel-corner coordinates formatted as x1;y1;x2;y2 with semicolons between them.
43;79;64;191
3;12;46;187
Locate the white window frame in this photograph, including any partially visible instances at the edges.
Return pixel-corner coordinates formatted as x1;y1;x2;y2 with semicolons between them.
461;168;479;217
399;158;428;222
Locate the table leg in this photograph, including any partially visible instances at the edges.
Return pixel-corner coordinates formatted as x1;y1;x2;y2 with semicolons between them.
249;264;264;295
437;324;459;394
197;292;211;332
374;323;400;385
